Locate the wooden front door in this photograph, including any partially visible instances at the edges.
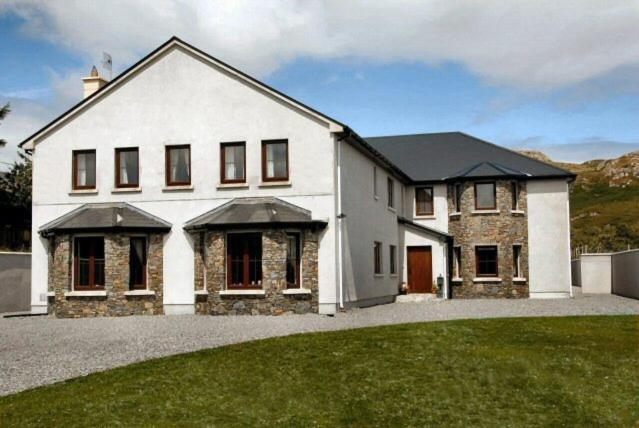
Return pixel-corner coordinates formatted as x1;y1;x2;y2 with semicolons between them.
407;246;432;293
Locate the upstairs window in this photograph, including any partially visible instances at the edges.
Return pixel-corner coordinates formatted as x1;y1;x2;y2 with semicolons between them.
166;145;191;186
415;187;434;216
262;140;289;181
115;148;139;188
374;241;382;275
220;142;246;183
475;246;498;277
474;182;496;210
373;167;378;199
453;183;462;212
389;245;397;275
286;233;301;288
387;177;394;209
511;181;520;210
72;150;96;190
513;245;522;278
129;237;147;290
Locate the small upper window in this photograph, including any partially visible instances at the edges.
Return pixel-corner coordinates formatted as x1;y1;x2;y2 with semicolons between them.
73;150;96;190
474;182;496;210
373;167;378;199
453;183;462;212
221;142;246;183
374;241;382;275
166;145;191;186
115;148;139;188
511;181;520;210
389;245;397;275
415;187;434;216
476;246;498;277
387;177;394;209
262;140;289;181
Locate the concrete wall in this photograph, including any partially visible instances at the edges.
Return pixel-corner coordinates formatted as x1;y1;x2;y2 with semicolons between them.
611;249;639;299
31;46;339;314
0;252;31;313
580;254;612;294
526;179;572;298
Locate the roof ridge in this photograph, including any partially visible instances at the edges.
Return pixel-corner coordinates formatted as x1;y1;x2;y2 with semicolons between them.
365;131;461;140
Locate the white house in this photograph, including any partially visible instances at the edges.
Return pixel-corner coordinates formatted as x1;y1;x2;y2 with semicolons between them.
20;37;575;317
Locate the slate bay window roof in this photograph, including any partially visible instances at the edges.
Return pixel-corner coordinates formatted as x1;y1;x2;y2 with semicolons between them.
366;132;575;182
39;203;171;236
184;197;328;231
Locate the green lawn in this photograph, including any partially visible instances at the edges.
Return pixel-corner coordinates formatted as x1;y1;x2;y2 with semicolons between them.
1;316;638;427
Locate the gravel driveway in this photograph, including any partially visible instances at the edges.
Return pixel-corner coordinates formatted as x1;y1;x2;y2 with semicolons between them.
1;290;638;397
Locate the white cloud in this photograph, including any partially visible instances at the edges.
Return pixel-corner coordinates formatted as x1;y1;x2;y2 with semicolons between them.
2;0;639;89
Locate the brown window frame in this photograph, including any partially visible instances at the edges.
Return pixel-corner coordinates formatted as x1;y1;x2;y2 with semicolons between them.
475;245;498;277
387;177;394;209
415;186;434;216
220;142;246;184
226;232;263;290
72;149;96;190
129;237;147;290
511;181;520;210
286;233;301;288
165;145;191;186
115;147;139;188
73;236;105;290
513;245;522;278
389;244;397;275
453;183;462;212
474;181;497;210
374;241;383;275
261;139;289;182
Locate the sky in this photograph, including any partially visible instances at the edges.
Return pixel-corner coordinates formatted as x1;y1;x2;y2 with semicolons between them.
2;1;639;170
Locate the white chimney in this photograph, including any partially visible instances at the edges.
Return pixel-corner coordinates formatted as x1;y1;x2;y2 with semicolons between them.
82;66;108;98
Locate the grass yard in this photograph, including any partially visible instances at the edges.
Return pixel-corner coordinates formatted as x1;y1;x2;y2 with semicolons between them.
1;316;638;427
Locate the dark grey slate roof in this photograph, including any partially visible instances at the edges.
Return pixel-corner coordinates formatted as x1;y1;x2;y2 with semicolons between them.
366;132;574;182
184;197;328;231
40;203;171;236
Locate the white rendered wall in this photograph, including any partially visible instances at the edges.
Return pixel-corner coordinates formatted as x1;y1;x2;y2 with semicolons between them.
339;143;401;305
526;179;572;297
31;46;338;313
579;254;612;294
404;184;449;233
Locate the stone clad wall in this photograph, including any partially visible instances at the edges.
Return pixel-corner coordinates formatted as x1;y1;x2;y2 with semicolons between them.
194;229;319;315
448;180;529;298
49;233;164;317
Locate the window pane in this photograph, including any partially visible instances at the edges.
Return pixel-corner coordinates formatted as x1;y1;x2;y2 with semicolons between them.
387;178;394;208
119;150;139;186
374;242;382;274
512;182;519;210
228;233;262;288
286;234;300;286
75;152;96;187
416;187;433;214
129;238;146;289
389;245;396;274
169;147;190;183
265;142;287;179
224;145;245;181
476;246;498;276
75;237;104;288
475;183;495;209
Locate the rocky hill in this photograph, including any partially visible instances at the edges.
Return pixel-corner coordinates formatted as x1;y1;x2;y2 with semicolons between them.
519;150;639;253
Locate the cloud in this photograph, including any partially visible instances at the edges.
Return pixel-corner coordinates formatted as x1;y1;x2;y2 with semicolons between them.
509;136;639;163
2;0;639;89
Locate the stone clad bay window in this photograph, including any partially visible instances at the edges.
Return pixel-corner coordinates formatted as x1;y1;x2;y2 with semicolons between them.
129;237;147;290
165;145;191;186
474;182;496;210
227;233;262;289
475;245;498;277
115;148;139;188
73;237;105;290
415;186;434;216
72;150;96;190
286;233;301;288
262;140;289;182
220;142;246;183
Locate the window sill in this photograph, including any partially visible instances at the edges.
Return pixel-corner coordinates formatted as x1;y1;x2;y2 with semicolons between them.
47;291;56;297
374;274;384;278
513;277;527;283
511;210;526;216
220;289;265;296
112;187;142;193
374;195;379;201
449;212;461;217
217;183;249;189
194;289;209;296
68;189;98;195
282;288;312;295
472;277;502;283
389;274;398;278
65;290;107;297
258;181;292;188
414;214;435;220
124;290;155;296
451;277;463;283
387;207;396;213
162;185;194;192
471;209;500;215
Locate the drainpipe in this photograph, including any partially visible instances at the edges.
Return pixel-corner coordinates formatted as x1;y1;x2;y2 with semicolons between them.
336;134;344;309
566;181;574;298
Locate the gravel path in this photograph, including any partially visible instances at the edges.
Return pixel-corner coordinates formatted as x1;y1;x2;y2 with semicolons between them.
1;290;638;397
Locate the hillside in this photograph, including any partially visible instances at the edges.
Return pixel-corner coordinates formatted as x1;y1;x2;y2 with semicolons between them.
519;150;639;253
